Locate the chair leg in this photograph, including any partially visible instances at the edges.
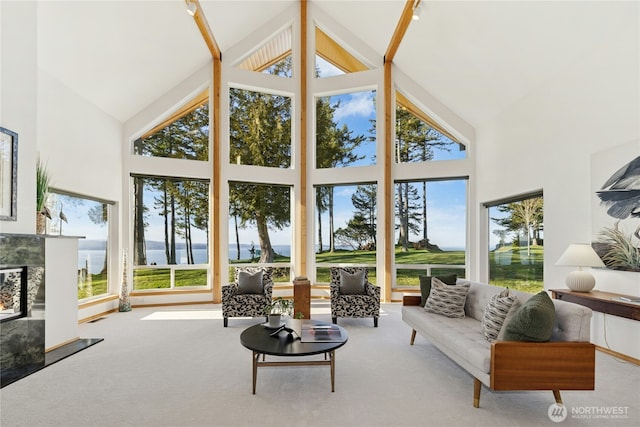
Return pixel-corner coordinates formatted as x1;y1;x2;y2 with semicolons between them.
223;317;228;327
374;317;378;327
473;378;481;408
410;329;417;345
553;390;562;405
332;317;337;324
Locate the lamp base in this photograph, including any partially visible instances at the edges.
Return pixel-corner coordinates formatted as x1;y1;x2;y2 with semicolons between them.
565;270;596;292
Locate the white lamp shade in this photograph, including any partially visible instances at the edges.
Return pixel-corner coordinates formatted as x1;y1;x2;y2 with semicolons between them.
556;244;605;268
556;244;605;292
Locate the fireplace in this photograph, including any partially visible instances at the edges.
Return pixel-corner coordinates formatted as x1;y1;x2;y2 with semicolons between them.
0;265;28;323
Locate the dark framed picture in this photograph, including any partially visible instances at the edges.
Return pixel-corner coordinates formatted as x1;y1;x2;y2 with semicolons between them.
0;127;18;221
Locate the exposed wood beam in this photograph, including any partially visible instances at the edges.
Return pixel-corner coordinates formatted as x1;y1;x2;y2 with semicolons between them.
212;56;222;303
383;60;393;303
297;0;308;277
385;0;418;63
185;0;221;60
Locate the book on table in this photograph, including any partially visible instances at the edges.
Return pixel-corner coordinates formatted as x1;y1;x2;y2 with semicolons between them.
300;324;344;343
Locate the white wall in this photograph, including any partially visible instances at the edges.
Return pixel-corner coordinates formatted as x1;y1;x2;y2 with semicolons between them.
475;11;640;358
0;0;38;235
38;71;122;202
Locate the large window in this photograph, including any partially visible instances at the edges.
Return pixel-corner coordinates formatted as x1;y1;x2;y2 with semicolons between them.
394;179;467;287
228;182;292;283
229;88;292;168
132;176;209;290
486;193;544;293
314;184;378;284
315;90;376;168
47;191;111;300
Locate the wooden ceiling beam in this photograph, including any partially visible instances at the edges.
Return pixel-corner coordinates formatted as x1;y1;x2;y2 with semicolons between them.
385;0;418;64
185;0;221;60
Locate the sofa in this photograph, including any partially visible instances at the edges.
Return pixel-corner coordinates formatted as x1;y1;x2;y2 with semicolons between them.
402;279;595;408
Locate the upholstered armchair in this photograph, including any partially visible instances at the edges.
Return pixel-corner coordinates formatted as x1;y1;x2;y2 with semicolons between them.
222;267;274;327
330;267;380;327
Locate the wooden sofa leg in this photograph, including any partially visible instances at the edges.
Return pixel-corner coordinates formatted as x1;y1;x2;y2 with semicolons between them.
410;329;417;345
374;317;378;327
553;390;562;405
224;317;228;327
332;317;337;324
473;378;481;408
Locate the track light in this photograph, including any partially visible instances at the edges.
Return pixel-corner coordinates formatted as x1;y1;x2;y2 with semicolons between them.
412;1;422;21
186;1;197;16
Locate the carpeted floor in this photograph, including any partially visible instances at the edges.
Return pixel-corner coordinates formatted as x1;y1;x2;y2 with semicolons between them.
1;301;638;427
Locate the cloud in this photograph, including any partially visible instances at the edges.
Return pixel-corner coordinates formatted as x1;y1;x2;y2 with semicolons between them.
316;56;343;78
333;91;375;122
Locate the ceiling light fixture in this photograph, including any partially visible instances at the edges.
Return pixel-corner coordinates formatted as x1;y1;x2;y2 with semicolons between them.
412;1;423;21
186;1;197;17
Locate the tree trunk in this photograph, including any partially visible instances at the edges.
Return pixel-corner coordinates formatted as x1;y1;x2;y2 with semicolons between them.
256;213;274;263
234;214;240;260
170;196;176;264
134;178;147;265
329;188;335;252
163;185;170;264
317;206;323;253
422;181;428;243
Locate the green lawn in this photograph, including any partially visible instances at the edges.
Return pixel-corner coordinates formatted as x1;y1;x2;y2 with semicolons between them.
118;245;543;295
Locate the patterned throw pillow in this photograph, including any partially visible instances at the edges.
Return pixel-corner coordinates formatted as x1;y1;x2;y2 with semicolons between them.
482;288;516;341
340;269;366;295
237;270;263;294
418;274;457;307
424;278;470;318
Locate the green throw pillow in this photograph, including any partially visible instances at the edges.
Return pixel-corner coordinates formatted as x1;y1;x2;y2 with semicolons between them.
419;274;457;307
502;291;556;342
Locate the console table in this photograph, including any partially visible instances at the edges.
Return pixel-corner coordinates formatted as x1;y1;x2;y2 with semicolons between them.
551;289;640;321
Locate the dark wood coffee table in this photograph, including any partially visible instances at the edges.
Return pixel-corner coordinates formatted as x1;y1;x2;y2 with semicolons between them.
240;319;348;394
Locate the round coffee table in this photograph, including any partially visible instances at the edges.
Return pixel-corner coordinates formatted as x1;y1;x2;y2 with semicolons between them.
240;319;348;394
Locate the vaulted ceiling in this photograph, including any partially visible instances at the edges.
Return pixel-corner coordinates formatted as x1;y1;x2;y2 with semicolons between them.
37;1;637;127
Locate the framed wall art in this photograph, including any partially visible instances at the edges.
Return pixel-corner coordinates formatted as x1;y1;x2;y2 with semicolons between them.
0;127;18;221
591;140;640;272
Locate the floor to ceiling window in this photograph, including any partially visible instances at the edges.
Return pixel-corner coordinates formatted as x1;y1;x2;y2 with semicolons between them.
486;192;544;294
130;93;210;291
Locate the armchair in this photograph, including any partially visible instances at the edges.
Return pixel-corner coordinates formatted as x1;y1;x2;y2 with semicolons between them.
222;267;273;327
330;267;380;327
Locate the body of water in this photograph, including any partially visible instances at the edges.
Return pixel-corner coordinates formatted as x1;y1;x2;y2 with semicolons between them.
78;245;292;274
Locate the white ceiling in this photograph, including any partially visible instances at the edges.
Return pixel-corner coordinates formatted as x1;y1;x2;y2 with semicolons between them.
37;0;638;127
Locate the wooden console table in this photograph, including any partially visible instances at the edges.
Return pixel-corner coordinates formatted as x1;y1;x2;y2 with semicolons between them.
551;289;640;321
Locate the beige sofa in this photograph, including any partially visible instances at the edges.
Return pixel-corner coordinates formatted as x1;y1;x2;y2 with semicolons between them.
402;280;596;407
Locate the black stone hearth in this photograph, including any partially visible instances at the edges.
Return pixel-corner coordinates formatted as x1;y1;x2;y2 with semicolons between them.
1;338;103;388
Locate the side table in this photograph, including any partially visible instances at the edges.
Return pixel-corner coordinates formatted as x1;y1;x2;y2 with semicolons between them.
550;289;640;321
293;276;311;319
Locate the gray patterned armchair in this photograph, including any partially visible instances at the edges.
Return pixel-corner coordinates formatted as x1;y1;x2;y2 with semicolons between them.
222;267;273;327
330;267;380;327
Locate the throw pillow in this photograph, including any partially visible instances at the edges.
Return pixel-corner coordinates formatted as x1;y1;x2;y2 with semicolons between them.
497;298;521;341
424;278;470;318
340;269;366;295
419;274;457;307
237;270;264;294
502;291;556;342
482;288;516;341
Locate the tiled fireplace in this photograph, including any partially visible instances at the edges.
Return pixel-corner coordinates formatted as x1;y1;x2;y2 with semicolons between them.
0;234;46;387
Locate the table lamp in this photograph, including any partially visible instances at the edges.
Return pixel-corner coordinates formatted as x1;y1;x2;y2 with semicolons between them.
556;243;605;292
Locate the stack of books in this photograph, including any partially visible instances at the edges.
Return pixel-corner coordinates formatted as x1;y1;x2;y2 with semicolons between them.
300;324;344;342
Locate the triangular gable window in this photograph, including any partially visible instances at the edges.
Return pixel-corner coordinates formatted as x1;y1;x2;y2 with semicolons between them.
315;27;369;78
237;26;293;77
395;91;466;163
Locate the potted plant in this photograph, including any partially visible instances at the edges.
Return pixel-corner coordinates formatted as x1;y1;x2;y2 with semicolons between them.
36;159;52;234
264;297;295;328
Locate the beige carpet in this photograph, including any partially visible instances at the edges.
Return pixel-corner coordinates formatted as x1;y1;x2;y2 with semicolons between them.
1;301;638;427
